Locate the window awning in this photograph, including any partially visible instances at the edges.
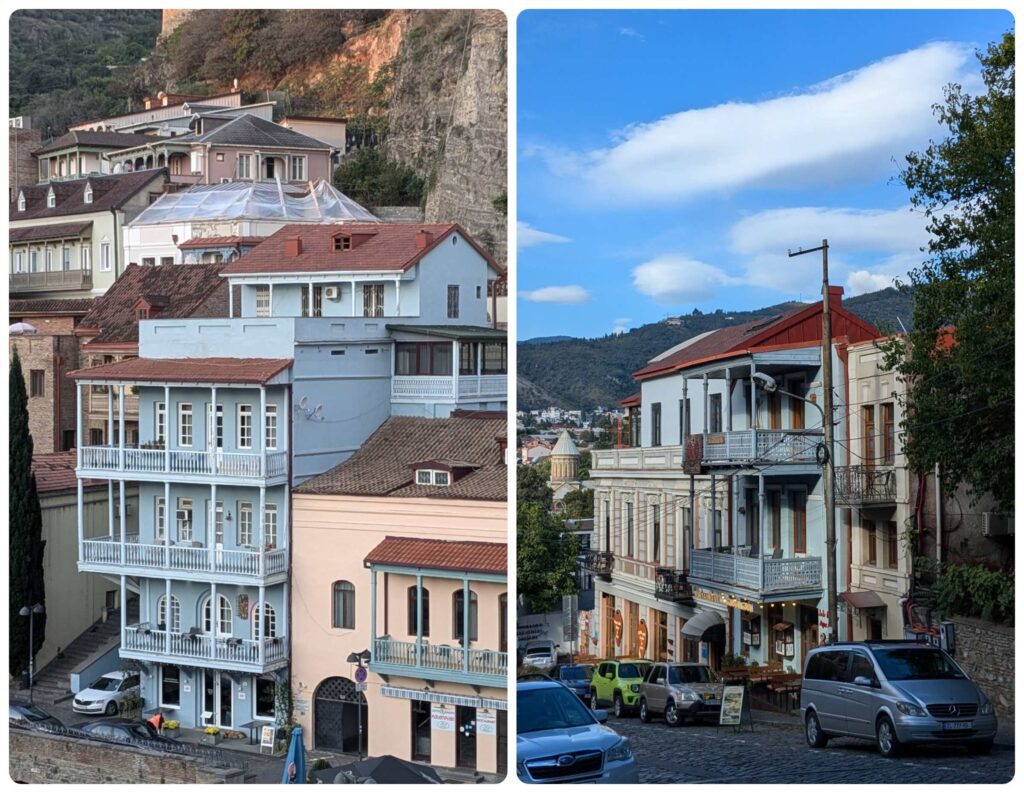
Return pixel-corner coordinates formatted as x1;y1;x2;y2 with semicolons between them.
772;621;794;632
681;608;725;638
840;590;887;610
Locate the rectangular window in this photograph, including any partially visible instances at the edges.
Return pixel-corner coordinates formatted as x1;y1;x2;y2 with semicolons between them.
626;501;634;557
482;343;507;374
142;257;156;267
155;402;166;444
886;520;899;569
160;256;174;266
362;283;384;317
651;504;661;562
237;153;252;179
769;491;782;551
708;393;723;433
881;403;895;464
159;665;180;708
29;370;45;397
238;502;253;546
679;398;692;443
13;251;24;273
864;519;878;566
177;497;193;541
30;250;39;272
862;405;876;467
790;490;807;554
190;150;202;174
89;427;105;446
459;342;477;375
255;676;275;719
237;404;253;449
45;248;53;271
254;286;271;317
416;470;432;485
206;403;224;450
210;500;224;543
289;155;306;181
80;246;91;271
155;497;166;540
100;243;111;272
394;342;453;376
265;405;278;450
61;246;71;270
178;403;193;447
650;402;662;446
263;504;278;548
300;285;324;318
411;700;431;762
447;285;460;319
789;379;806;429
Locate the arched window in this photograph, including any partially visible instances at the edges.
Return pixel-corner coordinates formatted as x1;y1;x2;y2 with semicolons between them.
332;581;355;629
202;594;233;636
407;585;430;637
452;589;478;644
253;602;277;639
157;594;181;633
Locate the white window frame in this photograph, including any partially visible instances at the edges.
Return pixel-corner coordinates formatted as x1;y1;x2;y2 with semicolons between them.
263;504;278;548
46;188;55;208
414;468;451;486
80;246;91;271
45;248;53;271
237;404;253;449
206;403;224;450
61;246;71;270
202;594;233;636
238;501;254;546
177;497;193;541
209;499;224;542
157;594;181;633
252;602;277;639
155;496;166;540
190;150;202;174
17;192;25;212
237;153;252;180
100;242;111;272
415;470;432;485
13;251;23;273
84;184;93;204
158;665;181;709
289;155;307;181
265;405;278;451
155;402;166;444
254;285;271;317
178;403;193;447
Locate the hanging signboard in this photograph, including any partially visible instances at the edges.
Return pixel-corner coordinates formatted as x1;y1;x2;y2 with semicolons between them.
719;686;746;726
477;709;497;736
637;619;648;658
613;610;623;646
431;704;455;732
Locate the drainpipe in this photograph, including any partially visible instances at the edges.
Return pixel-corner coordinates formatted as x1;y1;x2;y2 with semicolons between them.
110;209;121;279
286;384;294;708
934;463;942;565
53;348;62;452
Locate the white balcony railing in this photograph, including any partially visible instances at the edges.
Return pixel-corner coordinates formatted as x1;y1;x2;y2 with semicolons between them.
122;625;287;668
79;446;288;480
592;445;685;472
82;538;287;578
373;637;506;679
689;548;823;593
457;374;507;399
391;375;507;402
702;429;822;465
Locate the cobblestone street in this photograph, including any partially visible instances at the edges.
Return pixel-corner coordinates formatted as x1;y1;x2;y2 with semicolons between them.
607;714;1015;784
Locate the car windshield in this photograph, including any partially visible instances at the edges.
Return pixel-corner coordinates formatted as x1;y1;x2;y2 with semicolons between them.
618;663;649;679
559;666;589;681
873;648;966;681
88;676;120;692
518;685;595;734
669;666;719;684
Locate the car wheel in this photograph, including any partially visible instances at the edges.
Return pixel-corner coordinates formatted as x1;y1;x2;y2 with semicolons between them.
805;711;828;748
639;698;651;723
104;700;118;717
665;700;681;727
876;715;902;758
613;692;624;718
968;740;994;755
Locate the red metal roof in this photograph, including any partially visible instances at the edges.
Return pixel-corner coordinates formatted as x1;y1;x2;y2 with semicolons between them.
364;536;507;575
620;392;641;408
32;452;102;493
219;223;505;276
68;357;292;384
632;289;880;381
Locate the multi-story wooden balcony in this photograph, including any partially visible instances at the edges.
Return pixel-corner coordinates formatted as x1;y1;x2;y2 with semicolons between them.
371;637;506;687
835;465;897;506
582;549;614;579
121;624;287;674
654;568;694;604
78;445;289;485
10;269;92;294
689;430;823;468
689;548;823;597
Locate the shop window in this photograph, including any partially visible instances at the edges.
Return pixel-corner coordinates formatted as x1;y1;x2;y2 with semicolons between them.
255;676;276;719
160;665;180;708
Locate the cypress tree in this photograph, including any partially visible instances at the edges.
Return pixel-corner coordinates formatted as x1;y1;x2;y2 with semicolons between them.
9;347;46;674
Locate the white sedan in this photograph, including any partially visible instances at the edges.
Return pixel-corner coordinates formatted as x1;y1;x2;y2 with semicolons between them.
72;671;141;716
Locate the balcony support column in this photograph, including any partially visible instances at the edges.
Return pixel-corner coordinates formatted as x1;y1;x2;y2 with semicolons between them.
164;480;171;567
164;385;172;473
210;581;217;660
258;584;266;666
351;279;357;316
370;568;378;660
395;277;401;316
259;485;266;577
118;384;125;470
228;285;233;318
119;479;126;565
108;481;114;541
726;376;733;432
415;574;423;668
210;483;217;572
259;386;266;478
462;576;471;673
77;479;84;564
758;473;766;589
702;375;709;436
107;384;113;450
165;578;172;655
710;474;717;552
749;362;757;431
451;340;459;402
76;382;83;458
210;386;218;475
681;379;688;443
688;475;696;564
120;575;127;640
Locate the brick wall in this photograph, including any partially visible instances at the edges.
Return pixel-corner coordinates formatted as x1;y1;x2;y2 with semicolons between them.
9;333;81;453
9;127;41;195
951;616;1014;722
9;729;247;784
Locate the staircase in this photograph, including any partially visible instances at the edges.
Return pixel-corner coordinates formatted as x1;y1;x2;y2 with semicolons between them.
24;599;138;705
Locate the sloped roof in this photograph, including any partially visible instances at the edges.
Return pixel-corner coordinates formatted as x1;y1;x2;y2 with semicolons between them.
77;263;228;347
179;113;334;149
295;415;506;501
9;221;93;244
221;223;503;276
33;130;156;155
632;290;881;381
551;429;579;457
11;170;168;221
364;536;506;575
129;180;377;226
32;452;103;493
178;235;265;249
68;357;292;384
10;298;95;316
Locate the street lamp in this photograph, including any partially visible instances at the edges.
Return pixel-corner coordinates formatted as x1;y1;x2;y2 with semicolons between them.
19;603;44;704
346;649;371;759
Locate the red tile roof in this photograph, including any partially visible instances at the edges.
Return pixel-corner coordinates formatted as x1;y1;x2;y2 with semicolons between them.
364;536;507;575
32;452;102;493
77;263;228;347
178;235;266;250
10;298;95;316
68;357;292;385
220;223;505;276
620;392;641;408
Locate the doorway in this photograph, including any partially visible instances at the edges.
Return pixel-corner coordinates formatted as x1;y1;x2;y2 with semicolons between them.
456;706;477;769
202;670;233;728
496;710;507;777
411;700;431;762
313;677;368;754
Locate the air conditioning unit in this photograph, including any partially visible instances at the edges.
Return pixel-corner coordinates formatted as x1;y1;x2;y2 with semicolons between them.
220;178;233;184
982;512;1013;537
324;286;340;300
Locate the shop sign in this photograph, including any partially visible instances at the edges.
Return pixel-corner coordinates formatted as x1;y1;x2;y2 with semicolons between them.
477;709;497;736
613;610;623;646
694;588;755;612
295;698;309;715
818;608;830;633
637;619;648;658
722;596;754;612
431;704;455;732
693;589;720;606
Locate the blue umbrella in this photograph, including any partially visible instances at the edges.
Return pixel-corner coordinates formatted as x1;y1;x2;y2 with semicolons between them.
282;725;307;784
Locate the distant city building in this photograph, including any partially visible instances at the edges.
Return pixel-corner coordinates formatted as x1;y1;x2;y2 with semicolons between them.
549;429;582;505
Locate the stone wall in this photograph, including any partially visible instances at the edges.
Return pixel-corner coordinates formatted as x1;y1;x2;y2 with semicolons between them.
9;728;248;783
371;205;424;223
951;616;1014;722
10;331;81;453
9;126;41;196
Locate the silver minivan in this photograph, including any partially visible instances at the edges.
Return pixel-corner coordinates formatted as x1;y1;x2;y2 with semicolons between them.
801;641;997;757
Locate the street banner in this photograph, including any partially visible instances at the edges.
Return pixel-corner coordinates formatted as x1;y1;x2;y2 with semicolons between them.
719;685;746;726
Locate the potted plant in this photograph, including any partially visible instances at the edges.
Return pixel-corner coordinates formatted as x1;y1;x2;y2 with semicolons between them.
162;720;180;738
201;725;222;745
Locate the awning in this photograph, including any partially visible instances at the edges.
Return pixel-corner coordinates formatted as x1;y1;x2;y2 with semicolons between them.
681;609;725;638
841;590;887;610
772;621;794;631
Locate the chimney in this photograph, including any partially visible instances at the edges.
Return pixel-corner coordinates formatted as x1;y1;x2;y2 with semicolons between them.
827;285;844;306
284;236;303;257
416;229;433;250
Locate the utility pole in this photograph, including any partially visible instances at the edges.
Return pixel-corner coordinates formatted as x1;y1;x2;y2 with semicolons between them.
788;239;837;640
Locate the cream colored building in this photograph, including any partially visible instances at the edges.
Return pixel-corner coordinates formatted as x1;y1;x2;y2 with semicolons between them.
291;415;508;777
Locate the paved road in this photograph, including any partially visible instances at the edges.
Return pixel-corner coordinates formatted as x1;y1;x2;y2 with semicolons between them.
606;713;1015;784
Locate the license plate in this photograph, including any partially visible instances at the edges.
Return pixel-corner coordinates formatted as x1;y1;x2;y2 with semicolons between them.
702;693;713;700
942;721;973;731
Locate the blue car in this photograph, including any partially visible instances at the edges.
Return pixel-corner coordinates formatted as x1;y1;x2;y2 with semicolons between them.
553;664;594;707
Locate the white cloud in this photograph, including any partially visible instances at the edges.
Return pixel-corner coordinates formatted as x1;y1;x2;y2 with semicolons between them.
517;221;571;248
619;27;644;40
632;255;739;305
847;270;900;295
520;285;591;304
612;317;632;335
574;42;978;202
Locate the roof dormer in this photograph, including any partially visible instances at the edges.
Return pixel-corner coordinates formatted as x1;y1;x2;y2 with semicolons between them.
332;230;376;251
409;458;480;487
83;181;93;204
132;294;169;322
17;190;25;212
46;186;56;208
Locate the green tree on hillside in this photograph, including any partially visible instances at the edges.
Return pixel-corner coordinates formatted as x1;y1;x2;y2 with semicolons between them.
884;32;1014;510
517;502;579;614
9;348;46;674
517;465;552;510
334;147;425;208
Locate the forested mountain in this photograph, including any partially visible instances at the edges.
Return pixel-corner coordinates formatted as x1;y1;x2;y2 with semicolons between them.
518;287;913;410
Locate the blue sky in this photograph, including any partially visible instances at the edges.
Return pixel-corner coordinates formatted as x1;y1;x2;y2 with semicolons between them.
517;9;1013;340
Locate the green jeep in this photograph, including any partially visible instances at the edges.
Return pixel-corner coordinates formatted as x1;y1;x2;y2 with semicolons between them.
590;659;653;718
